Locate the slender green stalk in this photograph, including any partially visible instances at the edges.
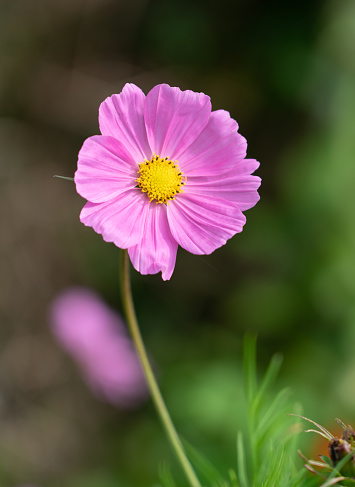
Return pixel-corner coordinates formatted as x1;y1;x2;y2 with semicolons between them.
119;250;202;487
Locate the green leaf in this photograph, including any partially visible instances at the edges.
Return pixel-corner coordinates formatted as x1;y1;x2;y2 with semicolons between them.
158;462;177;487
254;388;291;442
228;469;240;487
236;431;249;487
53;175;74;181
250;352;283;417
243;334;257;407
182;438;226;487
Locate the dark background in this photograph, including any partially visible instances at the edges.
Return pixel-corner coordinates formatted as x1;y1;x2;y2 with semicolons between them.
1;0;355;485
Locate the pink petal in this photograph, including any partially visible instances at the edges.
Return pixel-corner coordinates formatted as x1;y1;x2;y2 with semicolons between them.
144;84;211;159
50;287;148;408
75;135;138;203
99;83;151;162
167;193;246;255
187;160;261;211
177;110;248;176
80;190;149;249
128;203;177;280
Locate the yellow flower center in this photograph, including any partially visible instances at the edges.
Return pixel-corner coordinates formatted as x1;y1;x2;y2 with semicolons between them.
136;155;186;204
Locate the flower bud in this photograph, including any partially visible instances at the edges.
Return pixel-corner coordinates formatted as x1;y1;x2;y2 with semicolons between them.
329;436;355;478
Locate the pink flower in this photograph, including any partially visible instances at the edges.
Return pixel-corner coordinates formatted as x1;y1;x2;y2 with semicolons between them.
75;83;261;280
50;287;148;408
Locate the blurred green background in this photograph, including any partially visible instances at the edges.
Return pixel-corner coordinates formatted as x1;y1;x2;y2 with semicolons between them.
1;0;355;485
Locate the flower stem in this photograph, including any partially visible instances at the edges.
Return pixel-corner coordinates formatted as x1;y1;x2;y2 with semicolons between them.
119;250;201;487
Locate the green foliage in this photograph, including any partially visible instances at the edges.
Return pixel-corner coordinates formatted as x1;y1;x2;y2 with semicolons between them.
158;462;178;487
158;336;355;487
159;335;318;487
237;334;305;487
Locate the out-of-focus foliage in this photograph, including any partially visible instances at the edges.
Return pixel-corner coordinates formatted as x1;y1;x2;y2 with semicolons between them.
0;0;355;486
161;336;318;487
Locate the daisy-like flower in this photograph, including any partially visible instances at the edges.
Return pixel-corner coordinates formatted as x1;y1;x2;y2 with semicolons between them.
75;83;261;280
50;287;148;408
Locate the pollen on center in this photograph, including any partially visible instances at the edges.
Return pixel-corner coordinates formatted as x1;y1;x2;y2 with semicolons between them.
136;154;186;204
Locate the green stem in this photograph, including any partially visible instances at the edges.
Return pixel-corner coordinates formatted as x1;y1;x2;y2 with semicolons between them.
119;250;202;487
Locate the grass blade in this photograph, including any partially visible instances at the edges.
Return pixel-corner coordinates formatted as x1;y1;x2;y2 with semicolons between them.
236;431;249;487
183;439;226;487
243;334;257;406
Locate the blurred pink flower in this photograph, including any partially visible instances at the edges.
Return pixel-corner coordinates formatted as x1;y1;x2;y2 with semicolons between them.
50;287;148;408
75;83;261;280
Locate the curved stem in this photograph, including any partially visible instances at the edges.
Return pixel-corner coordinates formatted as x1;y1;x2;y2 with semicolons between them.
119;250;201;487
